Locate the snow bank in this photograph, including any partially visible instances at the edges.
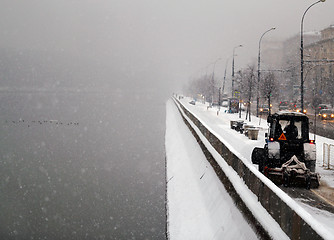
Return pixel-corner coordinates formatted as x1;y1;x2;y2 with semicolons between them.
165;100;258;239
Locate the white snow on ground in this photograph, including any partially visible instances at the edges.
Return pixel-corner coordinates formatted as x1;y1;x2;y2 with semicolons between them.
172;96;334;238
165;100;259;239
295;199;334;228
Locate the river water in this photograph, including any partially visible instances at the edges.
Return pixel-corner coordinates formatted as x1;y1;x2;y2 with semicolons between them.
0;89;167;239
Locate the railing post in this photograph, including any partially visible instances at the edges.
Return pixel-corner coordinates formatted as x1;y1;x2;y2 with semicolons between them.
328;144;334;170
323;143;327;167
328;144;331;169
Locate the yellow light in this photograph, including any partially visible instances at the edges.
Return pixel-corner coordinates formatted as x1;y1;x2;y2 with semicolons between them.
323;114;327;118
331;114;334;118
303;109;307;114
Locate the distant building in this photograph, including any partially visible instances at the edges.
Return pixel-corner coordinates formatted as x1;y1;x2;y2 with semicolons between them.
261;40;284;69
304;25;334;106
252;25;334;107
281;31;321;103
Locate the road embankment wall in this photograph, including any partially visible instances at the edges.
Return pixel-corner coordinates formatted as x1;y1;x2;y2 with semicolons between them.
173;97;327;240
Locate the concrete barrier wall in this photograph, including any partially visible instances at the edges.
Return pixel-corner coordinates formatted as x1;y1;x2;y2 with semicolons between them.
173;98;324;240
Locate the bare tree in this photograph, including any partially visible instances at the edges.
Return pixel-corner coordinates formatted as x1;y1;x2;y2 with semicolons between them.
183;74;219;103
260;71;278;114
237;65;256;120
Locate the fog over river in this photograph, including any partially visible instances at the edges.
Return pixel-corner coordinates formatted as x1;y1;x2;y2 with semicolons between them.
0;89;168;239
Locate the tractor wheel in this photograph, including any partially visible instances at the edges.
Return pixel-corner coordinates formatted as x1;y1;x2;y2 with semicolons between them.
305;160;316;173
258;157;265;173
251;147;266;173
283;171;290;187
305;173;311;190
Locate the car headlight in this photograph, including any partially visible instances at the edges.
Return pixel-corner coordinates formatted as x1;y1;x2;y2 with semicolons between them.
323;114;327;118
331;114;334;118
303;109;307;114
260;108;263;112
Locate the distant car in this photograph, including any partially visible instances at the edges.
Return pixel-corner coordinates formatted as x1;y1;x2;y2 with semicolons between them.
279;101;290;111
319;109;334;120
189;100;196;105
212;101;219;106
317;104;330;113
221;99;228;107
294;104;307;114
259;104;269;114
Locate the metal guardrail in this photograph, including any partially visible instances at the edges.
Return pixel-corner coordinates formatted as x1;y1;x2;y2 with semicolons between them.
323;143;334;170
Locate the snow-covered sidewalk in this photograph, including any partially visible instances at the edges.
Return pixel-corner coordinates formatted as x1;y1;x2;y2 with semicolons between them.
165;99;259;239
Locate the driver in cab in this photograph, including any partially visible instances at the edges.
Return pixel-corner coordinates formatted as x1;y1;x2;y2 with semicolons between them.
284;120;298;140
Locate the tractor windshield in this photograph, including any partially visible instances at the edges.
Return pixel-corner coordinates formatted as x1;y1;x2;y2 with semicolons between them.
271;116;309;141
279;120;301;140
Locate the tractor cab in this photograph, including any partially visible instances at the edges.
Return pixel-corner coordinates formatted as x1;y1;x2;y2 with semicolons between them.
267;112;310;142
251;111;319;189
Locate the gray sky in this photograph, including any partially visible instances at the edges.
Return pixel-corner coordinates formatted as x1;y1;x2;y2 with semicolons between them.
0;0;333;92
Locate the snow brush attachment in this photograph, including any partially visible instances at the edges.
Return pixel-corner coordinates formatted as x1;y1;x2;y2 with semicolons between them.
264;155;320;189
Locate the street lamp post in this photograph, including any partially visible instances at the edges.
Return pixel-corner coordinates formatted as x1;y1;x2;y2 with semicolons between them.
249;75;252;121
211;58;221;104
222;55;233;96
300;0;325;112
257;27;276;117
203;62;214;103
232;45;243;97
